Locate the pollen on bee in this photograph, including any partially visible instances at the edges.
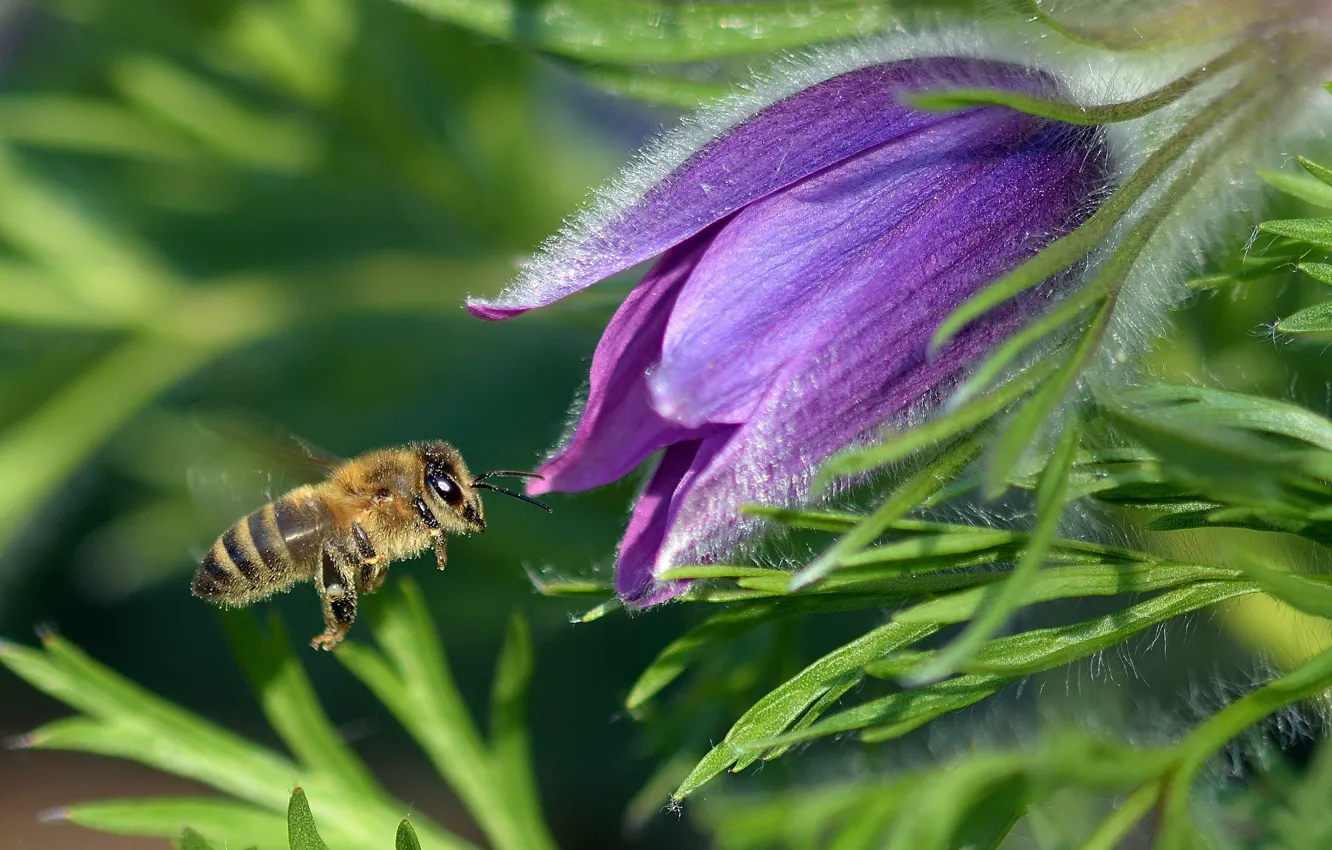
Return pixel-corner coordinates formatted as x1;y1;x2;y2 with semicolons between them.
326;584;345;599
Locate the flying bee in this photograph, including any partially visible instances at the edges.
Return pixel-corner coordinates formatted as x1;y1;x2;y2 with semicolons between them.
191;434;549;650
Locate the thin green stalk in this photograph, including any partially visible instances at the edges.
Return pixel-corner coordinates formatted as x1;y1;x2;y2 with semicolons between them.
1075;781;1161;850
790;437;982;590
931;70;1270;352
1161;645;1332;841
906;411;1083;685
910;41;1255;125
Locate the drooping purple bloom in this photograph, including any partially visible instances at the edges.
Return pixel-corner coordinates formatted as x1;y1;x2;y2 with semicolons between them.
469;58;1109;604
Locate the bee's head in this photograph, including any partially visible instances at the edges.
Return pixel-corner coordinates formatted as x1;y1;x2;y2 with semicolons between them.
418;442;486;533
418;443;551;535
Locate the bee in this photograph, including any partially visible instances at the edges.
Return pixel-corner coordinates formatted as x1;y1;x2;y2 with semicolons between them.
191;436;549;650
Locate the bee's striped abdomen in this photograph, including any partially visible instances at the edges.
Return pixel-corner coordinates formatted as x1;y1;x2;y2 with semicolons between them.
192;496;329;604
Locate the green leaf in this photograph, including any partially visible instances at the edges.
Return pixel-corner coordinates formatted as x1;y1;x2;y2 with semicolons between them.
1260;218;1332;249
770;581;1257;749
907;412;1082;684
1298;262;1332;285
488;613;546;840
885;754;1026;850
791;436;981;589
910;43;1249;127
1259;167;1332;207
177;829;216;850
287;788;330;850
817;360;1054;486
398;819;424;850
1114;384;1332;450
673;621;939;799
393;0;905;64
222;612;382;798
337;581;555;850
1299;155;1332;187
1233;559;1332;619
0;632;300;808
61;798;283;847
891;562;1241;626
628;602;779;710
560;61;732;107
1278;300;1332;333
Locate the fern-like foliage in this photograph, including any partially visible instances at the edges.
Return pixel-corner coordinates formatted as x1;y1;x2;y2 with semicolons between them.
0;580;554;850
527;146;1332;846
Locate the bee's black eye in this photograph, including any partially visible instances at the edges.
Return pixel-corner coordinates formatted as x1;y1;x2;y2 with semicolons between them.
428;472;463;506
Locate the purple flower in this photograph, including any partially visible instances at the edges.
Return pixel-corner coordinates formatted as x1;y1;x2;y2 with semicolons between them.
469;58;1108;605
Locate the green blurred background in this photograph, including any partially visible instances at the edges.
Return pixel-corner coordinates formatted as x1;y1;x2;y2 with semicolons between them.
4;1;1332;848
0;1;713;846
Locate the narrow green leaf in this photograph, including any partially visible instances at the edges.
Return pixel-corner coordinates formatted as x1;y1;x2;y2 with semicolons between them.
61;798;283;847
1115;384;1332;450
1259;167;1332;207
910;43;1250;126
1234;559;1332;619
561;61;732;107
673;621;938;799
658;565;785;580
398;819;424;850
488;613;547;846
1299;155;1332;187
1076;782;1162;850
819;361;1053;485
0;635;299;806
960;581;1257;678
846;675;1014;745
740;505;862;531
339;580;555;850
394;0;905;64
222;612;381;798
178;829;216;850
1260;218;1332;249
571;597;622;623
885;755;1025;850
770;581;1258;749
910;414;1081;684
628;602;778;710
1278;300;1332;333
287;788;331;850
1298;262;1332;285
892;562;1240;626
792;437;981;590
932;77;1262;352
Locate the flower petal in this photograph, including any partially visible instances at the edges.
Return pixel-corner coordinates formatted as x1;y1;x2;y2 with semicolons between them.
649;111;1092;427
651;300;1032;583
614;434;736;604
530;229;718;495
467;58;1064;320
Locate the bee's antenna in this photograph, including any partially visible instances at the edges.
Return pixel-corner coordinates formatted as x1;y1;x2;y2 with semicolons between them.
474;481;552;513
474;470;545;483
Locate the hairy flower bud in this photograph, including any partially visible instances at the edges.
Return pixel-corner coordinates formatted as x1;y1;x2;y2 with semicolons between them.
470;57;1110;603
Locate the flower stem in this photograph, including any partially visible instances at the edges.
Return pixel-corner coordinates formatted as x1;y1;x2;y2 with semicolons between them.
910;40;1256;125
931;65;1273;352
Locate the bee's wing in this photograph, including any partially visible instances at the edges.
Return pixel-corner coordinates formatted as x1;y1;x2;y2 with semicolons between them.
188;409;343;530
190;408;346;473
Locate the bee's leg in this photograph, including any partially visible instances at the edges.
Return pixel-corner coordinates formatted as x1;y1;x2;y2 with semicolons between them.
413;496;448;570
311;549;358;651
351;522;387;593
